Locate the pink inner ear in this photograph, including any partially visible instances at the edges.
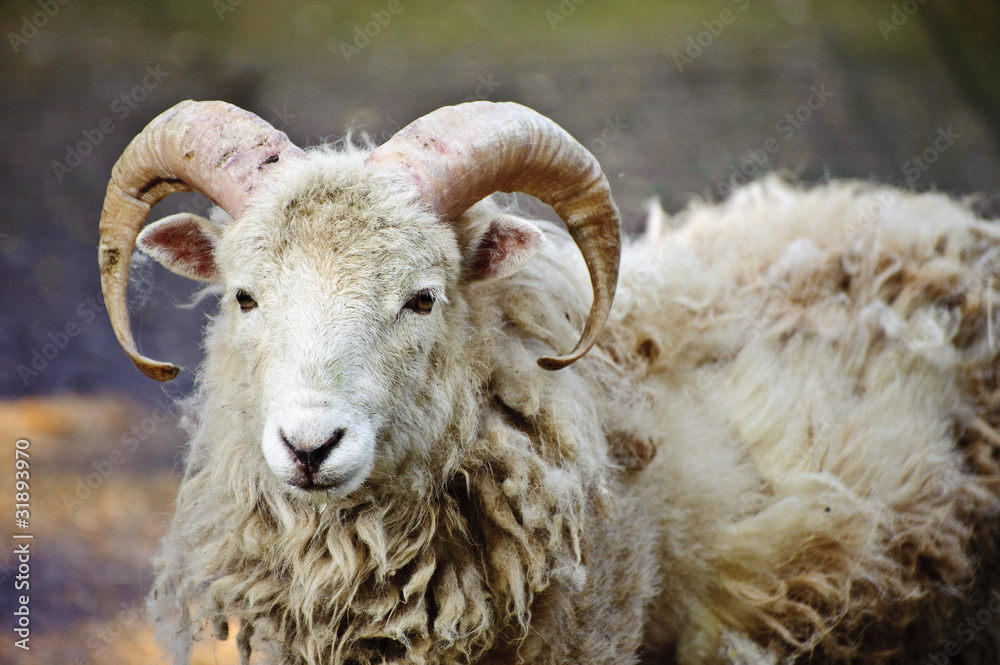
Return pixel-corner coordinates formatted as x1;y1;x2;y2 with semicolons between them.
143;217;218;281
470;220;543;281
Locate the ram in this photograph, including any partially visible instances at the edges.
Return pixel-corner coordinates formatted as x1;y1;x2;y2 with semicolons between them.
98;100;1000;664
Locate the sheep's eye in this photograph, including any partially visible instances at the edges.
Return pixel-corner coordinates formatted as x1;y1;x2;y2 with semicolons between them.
236;289;258;312
404;290;435;314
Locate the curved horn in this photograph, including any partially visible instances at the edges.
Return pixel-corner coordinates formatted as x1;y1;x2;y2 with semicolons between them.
99;100;307;381
366;101;620;370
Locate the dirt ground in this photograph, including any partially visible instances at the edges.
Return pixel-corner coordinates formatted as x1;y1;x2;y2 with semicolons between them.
0;396;237;664
1;0;999;663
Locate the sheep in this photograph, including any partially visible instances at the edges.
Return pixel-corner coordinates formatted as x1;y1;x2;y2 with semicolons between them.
97;99;1000;665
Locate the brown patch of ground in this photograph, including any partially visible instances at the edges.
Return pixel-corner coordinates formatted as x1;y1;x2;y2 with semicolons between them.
0;395;244;664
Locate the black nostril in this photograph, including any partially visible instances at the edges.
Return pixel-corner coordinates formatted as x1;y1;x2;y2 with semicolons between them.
311;428;344;467
280;428;345;477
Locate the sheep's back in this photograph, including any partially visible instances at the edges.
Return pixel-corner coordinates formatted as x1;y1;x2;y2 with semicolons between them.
618;177;1000;663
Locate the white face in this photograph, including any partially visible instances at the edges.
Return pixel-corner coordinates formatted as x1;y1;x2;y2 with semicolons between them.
219;191;460;501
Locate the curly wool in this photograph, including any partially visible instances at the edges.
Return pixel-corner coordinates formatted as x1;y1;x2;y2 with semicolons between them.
154;423;589;664
611;178;1000;663
147;166;659;664
148;168;1000;665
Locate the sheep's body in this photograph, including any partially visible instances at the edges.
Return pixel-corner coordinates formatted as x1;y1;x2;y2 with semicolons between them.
146;146;1000;664
614;178;1000;663
149;149;659;665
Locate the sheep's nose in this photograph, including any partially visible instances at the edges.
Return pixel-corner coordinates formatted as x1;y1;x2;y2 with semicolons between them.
280;428;344;483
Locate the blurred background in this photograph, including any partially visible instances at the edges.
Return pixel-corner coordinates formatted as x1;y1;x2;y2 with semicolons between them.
1;0;998;662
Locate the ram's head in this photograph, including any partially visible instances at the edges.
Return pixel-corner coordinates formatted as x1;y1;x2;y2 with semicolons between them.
98;100;620;498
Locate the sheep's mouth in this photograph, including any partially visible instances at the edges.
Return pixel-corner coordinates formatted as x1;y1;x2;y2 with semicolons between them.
287;475;333;491
281;461;372;499
286;469;354;492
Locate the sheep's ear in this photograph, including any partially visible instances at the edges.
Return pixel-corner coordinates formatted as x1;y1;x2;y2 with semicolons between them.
464;213;546;282
136;213;222;282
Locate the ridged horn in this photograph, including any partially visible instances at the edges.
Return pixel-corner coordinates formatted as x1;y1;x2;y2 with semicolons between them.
98;100;307;381
366;101;621;370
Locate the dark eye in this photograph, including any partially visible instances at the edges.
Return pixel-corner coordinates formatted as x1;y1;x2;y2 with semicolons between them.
236;289;258;312
403;290;435;314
